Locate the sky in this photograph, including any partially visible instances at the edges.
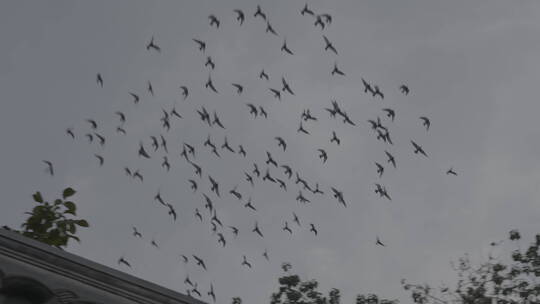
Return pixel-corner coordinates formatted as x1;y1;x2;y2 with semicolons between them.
1;0;540;303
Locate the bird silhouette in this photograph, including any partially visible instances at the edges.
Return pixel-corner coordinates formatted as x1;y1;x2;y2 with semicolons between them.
373;86;384;99
266;151;278;167
298;122;309;134
382;108;395;121
193;39;206;52
154;190;166;206
189;161;202;177
246;103;258;117
399;85;409;95
446;167;457;176
207;283;216;302
253;221;264;237
309;223;318;235
124;167;132;177
96;73;103;87
293;212;301;226
229;225;239;237
194;208;203;221
266;20;278;36
129;92;140;104
86;119;98;130
118;256;131;268
191;284;201;297
317;149;328;163
232;83;243;94
281;39;294;55
193;255;207;270
238;145;247;157
116;127;126;135
212;111;225;129
203;194;214;212
323;35;338;54
147;81;154;96
281;165;293;179
376;236;386;247
331;187;347;207
132;227;142;238
362;78;375;95
331;62;345;76
244;197;257;211
419;116;430;131
282;77;294;95
94;154;104;166
229;185;242;200
234;9;245;25
321;14;332;24
181;255;189;264
385;151;396;168
259;106;268;118
217;233;226;247
138;142;150;159
411;140;428;157
133;170;143;182
241;255;252;268
205;56;216;70
205;75;218;93
263;249;269;261
301;3;314;16
296;190;310;204
43;160;54;176
269;88;281;100
151;238;159;249
245;172;254;187
221;136;235;153
180;86;189;100
208;15;220;28
283;221;292;234
184;275;194;287
253;163;261;177
167;203;177;221
330;131;340;145
275;137;287;151
254;5;266;20
314;15;325;29
208;175;220;197
259;69;269;81
375;162;384;178
146;36;161;52
262;168;276;183
171;107;182;119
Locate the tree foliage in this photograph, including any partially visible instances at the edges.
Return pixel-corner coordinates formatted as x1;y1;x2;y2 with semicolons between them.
6;187;89;249
402;230;540;304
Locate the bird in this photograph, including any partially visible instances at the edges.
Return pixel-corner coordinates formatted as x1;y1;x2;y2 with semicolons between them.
229;186;242;200
96;73;103;87
309;223;318;235
184;275;193;287
229;226;239;237
232;83;243;94
208;15;220;28
259;69;269;81
132;227;142;238
259;106;268;118
207;283;216;302
138;142;150;158
419;116;430;131
266;20;278;36
281;165;293;179
133;170;143;182
323;35;338;54
151;238;159;249
282;77;294;95
376;236;386;247
362;78;375;95
275;137;287;151
331;62;345;76
129;92;140;104
205;75;218;93
180;255;189;264
276;178;287;191
385;151;396;168
372;85;384;99
217;233;226;247
298;122;309;134
269;88;281;100
94;154;104;166
331;187;347;207
167;203;177;221
86;119;98;130
171;107;182;119
180;86;189;100
399;85;409;95
411;140;428;157
212;111;225;129
330;131;340;145
281;39;294;55
375;162;384;178
262;168;276;183
446;167;457;176
195;208;203;221
263;249;269;261
246;103;258;117
147;81;154;96
253;221;264;237
293;212;301;226
146;36;161;52
234;9;245;25
320;13;332;25
191;284;201;297
266;151;278;167
43;160;54;176
301;3;314;16
317;149;328;163
245;172;254;187
208;175;220;197
124;167;132;177
296;190;310;204
254;5;266;20
193;39;206;52
118;256;131;268
115;111;126;125
205;56;216;70
244;197;257;211
253;163;261;177
241;255;252;268
314;15;325;29
193;255;207;270
382;108;395;121
283;221;292;234
238;145;247;157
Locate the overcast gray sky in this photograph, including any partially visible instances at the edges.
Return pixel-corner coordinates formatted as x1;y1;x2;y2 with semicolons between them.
2;0;540;303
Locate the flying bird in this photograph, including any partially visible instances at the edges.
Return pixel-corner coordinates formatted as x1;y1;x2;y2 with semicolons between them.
376;236;386;247
147;81;154;96
266;21;278;36
269;88;281;100
330;131;340;145
317;149;328;163
43;160;54;176
411;140;428;157
118;256;131;268
94;154;104;166
259;106;268;118
234;9;245;25
212;111;225;129
382;108;395;121
241;255;252;268
331;62;345;76
132;227;142;238
96;73;103;87
375;162;384;178
385;150;396;168
263;249;269;261
314;15;325;29
266;151;278;167
399;85;409;95
281;39;294;55
282;77;294;95
180;86;189;100
323;35;338;54
259;69;269;81
205;75;218;93
205;56;215;70
244;197;257;211
246;103;258;117
446;167;457;176
193;255;207;271
208;15;220;28
86;119;98;130
309;223;318;235
275;137;287;151
151;238;159;249
146;36;161;52
301;3;314;16
283;221;292;234
293;212;301;226
253;221;264;237
207;283;216;302
229;225;239;237
238;145;247;157
254;5;266;20
138;142;150;158
362;78;374;95
331;187;347;207
232;83;243;94
419;116;430;131
298;122;309;134
129;92;140;104
66;128;75;139
193;39;206;52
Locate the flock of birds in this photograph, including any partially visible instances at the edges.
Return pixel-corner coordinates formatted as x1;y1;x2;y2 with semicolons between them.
39;3;459;303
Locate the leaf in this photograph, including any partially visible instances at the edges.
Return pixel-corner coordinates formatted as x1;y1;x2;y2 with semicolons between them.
63;201;76;215
62;187;76;199
33;192;43;203
75;219;89;227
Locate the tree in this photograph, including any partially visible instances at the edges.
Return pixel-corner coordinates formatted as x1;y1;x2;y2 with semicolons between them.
4;187;89;249
268;262;397;304
402;230;540;304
